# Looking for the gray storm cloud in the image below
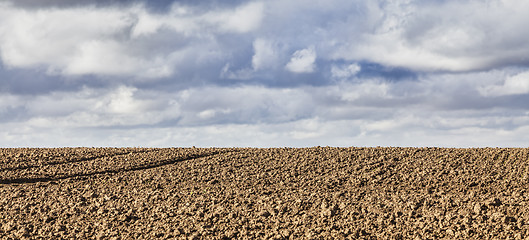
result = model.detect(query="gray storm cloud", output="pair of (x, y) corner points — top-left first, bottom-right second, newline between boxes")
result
(0, 0), (529, 147)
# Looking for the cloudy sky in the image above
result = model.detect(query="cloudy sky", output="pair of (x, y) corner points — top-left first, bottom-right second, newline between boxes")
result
(1, 0), (529, 147)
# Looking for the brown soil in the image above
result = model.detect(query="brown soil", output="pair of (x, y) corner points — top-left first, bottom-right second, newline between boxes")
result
(1, 147), (529, 239)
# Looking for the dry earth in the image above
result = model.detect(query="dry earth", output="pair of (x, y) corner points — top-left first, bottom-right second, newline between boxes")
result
(1, 147), (529, 239)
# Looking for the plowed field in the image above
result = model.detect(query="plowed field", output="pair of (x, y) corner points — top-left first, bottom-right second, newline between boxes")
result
(1, 147), (529, 239)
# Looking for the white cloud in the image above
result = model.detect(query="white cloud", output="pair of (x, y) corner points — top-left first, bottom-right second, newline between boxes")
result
(3, 109), (529, 148)
(129, 6), (164, 38)
(219, 63), (254, 80)
(329, 0), (529, 72)
(198, 109), (217, 119)
(106, 86), (148, 114)
(221, 37), (282, 80)
(252, 38), (279, 71)
(0, 2), (264, 78)
(4, 86), (179, 128)
(2, 70), (529, 147)
(2, 0), (529, 79)
(0, 5), (134, 68)
(131, 1), (264, 36)
(285, 46), (316, 73)
(339, 80), (390, 102)
(331, 63), (361, 79)
(205, 2), (264, 33)
(61, 40), (170, 78)
(479, 71), (529, 97)
(3, 0), (529, 79)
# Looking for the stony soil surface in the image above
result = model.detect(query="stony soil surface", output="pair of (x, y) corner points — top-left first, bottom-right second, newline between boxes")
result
(1, 147), (529, 239)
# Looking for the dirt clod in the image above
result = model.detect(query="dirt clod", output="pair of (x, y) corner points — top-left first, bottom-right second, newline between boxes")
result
(474, 203), (483, 215)
(259, 210), (271, 218)
(487, 197), (502, 207)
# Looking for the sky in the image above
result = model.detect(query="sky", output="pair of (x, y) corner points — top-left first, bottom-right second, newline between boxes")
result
(1, 0), (529, 147)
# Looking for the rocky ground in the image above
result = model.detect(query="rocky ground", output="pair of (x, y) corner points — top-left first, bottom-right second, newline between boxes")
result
(1, 147), (529, 239)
